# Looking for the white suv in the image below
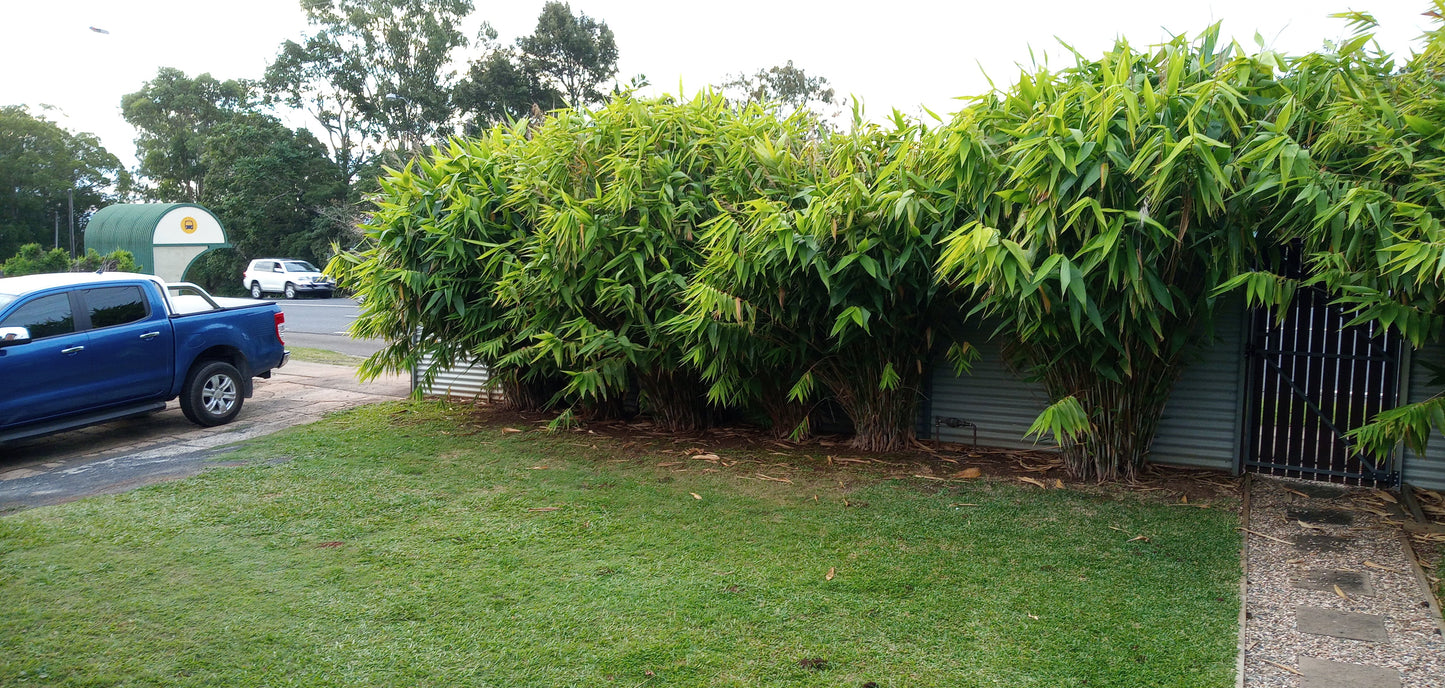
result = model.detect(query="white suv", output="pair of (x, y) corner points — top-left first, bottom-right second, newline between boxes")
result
(243, 259), (335, 299)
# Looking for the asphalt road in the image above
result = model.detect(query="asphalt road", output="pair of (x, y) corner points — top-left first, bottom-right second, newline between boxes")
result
(274, 296), (386, 358)
(0, 296), (408, 512)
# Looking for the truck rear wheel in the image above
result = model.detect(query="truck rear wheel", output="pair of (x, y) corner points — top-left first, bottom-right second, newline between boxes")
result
(181, 360), (244, 427)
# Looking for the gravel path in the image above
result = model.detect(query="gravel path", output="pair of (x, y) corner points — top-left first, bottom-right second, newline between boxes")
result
(1242, 477), (1444, 687)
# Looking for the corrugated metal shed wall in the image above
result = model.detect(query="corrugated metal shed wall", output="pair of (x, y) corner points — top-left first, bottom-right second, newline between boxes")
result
(928, 335), (1054, 452)
(1403, 343), (1445, 490)
(1148, 306), (1248, 471)
(928, 304), (1247, 472)
(413, 352), (495, 401)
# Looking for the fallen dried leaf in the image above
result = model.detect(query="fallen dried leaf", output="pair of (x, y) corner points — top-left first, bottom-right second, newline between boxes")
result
(825, 567), (836, 581)
(693, 453), (721, 461)
(1363, 561), (1401, 573)
(1334, 584), (1350, 601)
(527, 466), (549, 470)
(1052, 479), (1065, 489)
(913, 474), (946, 481)
(1018, 477), (1048, 489)
(1374, 490), (1398, 504)
(501, 427), (522, 434)
(1127, 535), (1150, 543)
(1027, 613), (1040, 620)
(690, 493), (702, 500)
(1282, 487), (1310, 499)
(1238, 527), (1292, 545)
(756, 473), (793, 484)
(953, 467), (983, 479)
(1298, 520), (1328, 532)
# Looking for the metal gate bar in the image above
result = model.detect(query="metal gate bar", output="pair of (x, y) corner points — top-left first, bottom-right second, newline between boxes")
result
(1242, 283), (1401, 487)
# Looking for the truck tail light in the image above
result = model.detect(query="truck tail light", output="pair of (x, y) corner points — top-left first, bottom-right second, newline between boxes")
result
(274, 311), (286, 345)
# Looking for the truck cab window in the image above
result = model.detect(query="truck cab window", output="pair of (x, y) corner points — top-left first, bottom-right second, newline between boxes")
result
(83, 286), (148, 328)
(1, 293), (75, 339)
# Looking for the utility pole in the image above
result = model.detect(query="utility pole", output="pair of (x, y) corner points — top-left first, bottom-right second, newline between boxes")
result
(68, 188), (75, 258)
(54, 208), (59, 249)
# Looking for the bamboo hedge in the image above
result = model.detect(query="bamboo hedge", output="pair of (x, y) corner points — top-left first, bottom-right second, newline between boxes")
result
(333, 8), (1445, 479)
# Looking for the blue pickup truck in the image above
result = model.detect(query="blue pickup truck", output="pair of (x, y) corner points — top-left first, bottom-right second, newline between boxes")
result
(0, 272), (289, 443)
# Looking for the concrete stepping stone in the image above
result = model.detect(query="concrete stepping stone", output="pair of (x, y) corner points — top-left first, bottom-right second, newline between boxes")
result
(1295, 605), (1388, 642)
(1299, 656), (1401, 688)
(1292, 534), (1350, 553)
(1287, 507), (1355, 525)
(1293, 569), (1375, 596)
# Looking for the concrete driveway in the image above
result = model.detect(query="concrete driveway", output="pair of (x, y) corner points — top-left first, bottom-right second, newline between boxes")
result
(0, 361), (410, 511)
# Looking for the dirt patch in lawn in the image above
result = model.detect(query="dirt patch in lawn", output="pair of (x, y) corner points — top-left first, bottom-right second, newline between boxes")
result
(434, 401), (1242, 506)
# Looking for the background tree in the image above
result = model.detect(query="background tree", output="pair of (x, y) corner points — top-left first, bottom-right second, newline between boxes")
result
(121, 68), (251, 201)
(188, 113), (347, 292)
(264, 0), (473, 176)
(515, 1), (618, 110)
(722, 60), (837, 119)
(455, 28), (563, 132)
(0, 106), (128, 258)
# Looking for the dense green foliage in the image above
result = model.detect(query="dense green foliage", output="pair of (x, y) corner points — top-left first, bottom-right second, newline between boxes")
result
(190, 113), (349, 292)
(680, 111), (953, 449)
(330, 8), (1445, 475)
(0, 106), (128, 259)
(329, 123), (539, 404)
(1, 243), (136, 277)
(931, 30), (1302, 480)
(0, 401), (1244, 686)
(121, 68), (251, 202)
(1271, 9), (1445, 459)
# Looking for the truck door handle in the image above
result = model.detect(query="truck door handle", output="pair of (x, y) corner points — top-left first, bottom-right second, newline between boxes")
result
(139, 331), (160, 340)
(61, 345), (85, 355)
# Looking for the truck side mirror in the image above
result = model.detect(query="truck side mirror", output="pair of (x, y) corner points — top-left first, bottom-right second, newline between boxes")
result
(0, 326), (32, 347)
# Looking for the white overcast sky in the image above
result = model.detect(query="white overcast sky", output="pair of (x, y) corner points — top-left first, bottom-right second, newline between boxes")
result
(0, 1), (1434, 171)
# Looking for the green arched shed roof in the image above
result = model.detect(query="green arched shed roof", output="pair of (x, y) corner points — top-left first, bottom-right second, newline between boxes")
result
(86, 203), (228, 274)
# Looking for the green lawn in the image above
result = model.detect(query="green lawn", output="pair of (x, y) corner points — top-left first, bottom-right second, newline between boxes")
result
(285, 345), (367, 367)
(0, 402), (1241, 687)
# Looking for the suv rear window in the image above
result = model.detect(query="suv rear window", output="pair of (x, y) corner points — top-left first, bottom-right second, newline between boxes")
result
(83, 286), (149, 328)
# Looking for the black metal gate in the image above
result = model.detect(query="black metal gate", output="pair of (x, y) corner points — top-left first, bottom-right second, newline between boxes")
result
(1242, 287), (1401, 487)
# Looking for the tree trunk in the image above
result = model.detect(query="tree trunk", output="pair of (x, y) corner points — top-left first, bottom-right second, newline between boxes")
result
(637, 368), (711, 433)
(758, 376), (811, 440)
(498, 370), (562, 413)
(1033, 346), (1183, 482)
(818, 358), (922, 453)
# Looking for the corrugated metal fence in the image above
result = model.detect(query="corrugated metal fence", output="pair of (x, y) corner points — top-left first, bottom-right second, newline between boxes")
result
(413, 353), (497, 402)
